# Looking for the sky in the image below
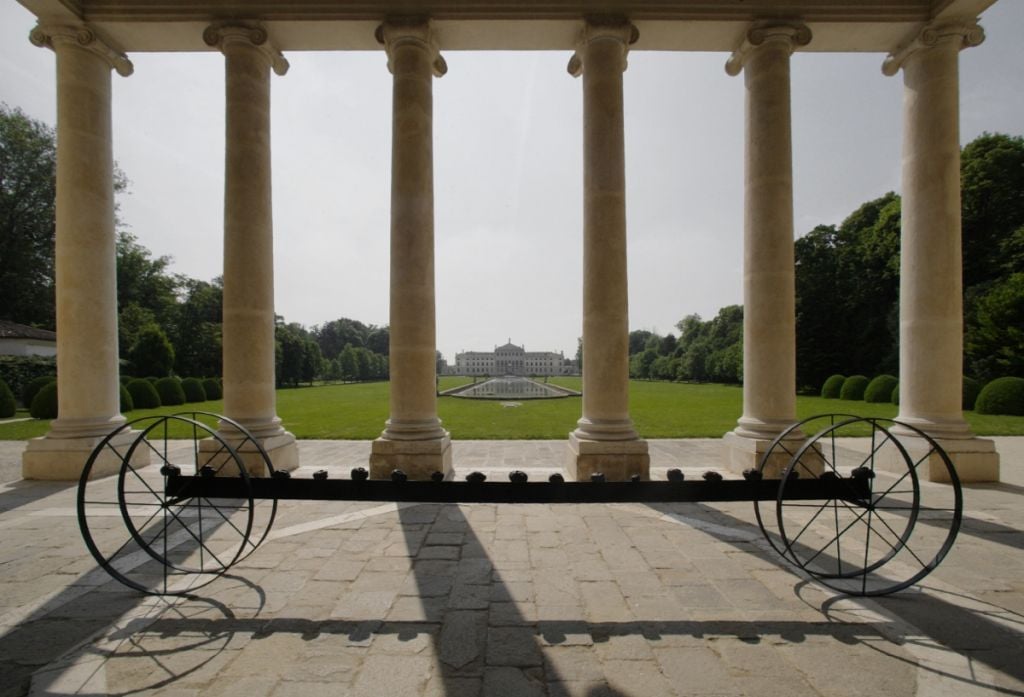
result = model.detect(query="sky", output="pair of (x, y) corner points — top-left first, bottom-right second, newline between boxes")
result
(2, 3), (1023, 364)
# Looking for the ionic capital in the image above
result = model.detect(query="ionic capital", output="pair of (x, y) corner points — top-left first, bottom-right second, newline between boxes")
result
(882, 20), (985, 76)
(29, 22), (133, 77)
(203, 24), (289, 76)
(376, 20), (447, 77)
(725, 22), (811, 77)
(567, 19), (638, 77)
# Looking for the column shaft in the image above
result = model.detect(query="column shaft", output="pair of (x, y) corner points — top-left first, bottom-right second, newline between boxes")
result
(897, 38), (970, 437)
(577, 31), (634, 436)
(735, 36), (798, 440)
(370, 23), (451, 479)
(206, 25), (297, 472)
(221, 36), (279, 436)
(384, 31), (444, 439)
(23, 25), (134, 480)
(567, 22), (648, 481)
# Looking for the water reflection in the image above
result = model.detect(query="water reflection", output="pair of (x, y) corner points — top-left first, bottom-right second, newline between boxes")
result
(450, 376), (579, 400)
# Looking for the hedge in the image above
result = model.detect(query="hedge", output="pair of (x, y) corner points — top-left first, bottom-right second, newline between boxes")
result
(963, 377), (982, 411)
(155, 377), (186, 406)
(181, 377), (207, 403)
(821, 374), (846, 399)
(30, 382), (58, 419)
(21, 375), (56, 410)
(864, 375), (898, 403)
(839, 375), (870, 401)
(120, 384), (134, 413)
(0, 355), (57, 406)
(126, 379), (161, 409)
(975, 377), (1024, 416)
(201, 378), (222, 400)
(0, 379), (16, 418)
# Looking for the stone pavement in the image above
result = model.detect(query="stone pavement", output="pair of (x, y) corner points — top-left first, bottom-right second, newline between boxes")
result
(0, 438), (1022, 696)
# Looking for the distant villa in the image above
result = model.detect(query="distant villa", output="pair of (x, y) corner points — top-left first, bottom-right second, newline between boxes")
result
(453, 340), (576, 377)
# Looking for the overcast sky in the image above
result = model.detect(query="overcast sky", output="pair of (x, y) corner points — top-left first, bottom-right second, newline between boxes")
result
(2, 3), (1023, 363)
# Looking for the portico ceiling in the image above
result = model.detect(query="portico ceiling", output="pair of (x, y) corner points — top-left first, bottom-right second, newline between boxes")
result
(17, 0), (998, 52)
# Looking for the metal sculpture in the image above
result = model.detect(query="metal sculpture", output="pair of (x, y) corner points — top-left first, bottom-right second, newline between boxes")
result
(77, 412), (961, 597)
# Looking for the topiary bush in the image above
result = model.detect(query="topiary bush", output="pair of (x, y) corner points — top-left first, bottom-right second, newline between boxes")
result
(821, 374), (846, 399)
(963, 377), (982, 411)
(30, 382), (58, 419)
(120, 384), (134, 413)
(864, 374), (899, 403)
(0, 379), (16, 418)
(155, 377), (186, 406)
(891, 385), (900, 405)
(201, 378), (222, 400)
(22, 375), (56, 410)
(181, 377), (206, 403)
(975, 377), (1024, 416)
(839, 375), (870, 401)
(126, 378), (161, 409)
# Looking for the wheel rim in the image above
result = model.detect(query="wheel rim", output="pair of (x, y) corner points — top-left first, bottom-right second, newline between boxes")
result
(78, 414), (255, 595)
(772, 417), (961, 596)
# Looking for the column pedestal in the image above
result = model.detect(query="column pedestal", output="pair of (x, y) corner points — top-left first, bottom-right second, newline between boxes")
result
(370, 435), (453, 480)
(567, 433), (649, 481)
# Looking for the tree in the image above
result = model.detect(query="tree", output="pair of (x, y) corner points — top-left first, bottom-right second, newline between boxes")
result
(966, 272), (1024, 381)
(961, 133), (1024, 289)
(116, 230), (178, 320)
(131, 324), (174, 377)
(0, 105), (57, 328)
(171, 278), (222, 378)
(628, 330), (653, 355)
(338, 344), (358, 381)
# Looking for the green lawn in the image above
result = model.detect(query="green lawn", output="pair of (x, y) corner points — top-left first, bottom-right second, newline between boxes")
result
(1, 379), (1022, 440)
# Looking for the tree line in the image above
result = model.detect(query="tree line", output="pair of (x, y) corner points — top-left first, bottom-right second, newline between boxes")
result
(1, 104), (388, 388)
(628, 132), (1024, 390)
(3, 103), (1021, 392)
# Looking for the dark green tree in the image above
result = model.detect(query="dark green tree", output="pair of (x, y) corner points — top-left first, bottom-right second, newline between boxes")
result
(0, 105), (57, 328)
(131, 324), (175, 377)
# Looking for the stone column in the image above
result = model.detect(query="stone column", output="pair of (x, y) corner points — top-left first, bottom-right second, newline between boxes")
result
(566, 20), (649, 482)
(22, 24), (138, 480)
(369, 21), (452, 480)
(722, 23), (811, 475)
(882, 21), (999, 482)
(203, 24), (298, 474)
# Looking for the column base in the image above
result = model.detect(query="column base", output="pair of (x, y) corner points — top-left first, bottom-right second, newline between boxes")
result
(200, 431), (299, 477)
(22, 429), (148, 481)
(370, 434), (453, 480)
(566, 433), (649, 482)
(722, 430), (822, 478)
(879, 434), (1000, 483)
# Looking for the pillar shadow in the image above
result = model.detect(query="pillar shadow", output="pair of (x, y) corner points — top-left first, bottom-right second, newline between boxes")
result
(644, 500), (1024, 691)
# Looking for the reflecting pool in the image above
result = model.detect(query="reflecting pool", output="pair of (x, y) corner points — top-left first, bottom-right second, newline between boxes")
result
(448, 376), (580, 400)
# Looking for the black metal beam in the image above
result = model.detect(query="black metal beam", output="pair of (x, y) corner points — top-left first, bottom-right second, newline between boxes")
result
(165, 475), (871, 505)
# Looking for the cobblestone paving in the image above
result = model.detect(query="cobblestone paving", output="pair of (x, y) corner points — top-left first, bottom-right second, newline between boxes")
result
(0, 439), (1022, 696)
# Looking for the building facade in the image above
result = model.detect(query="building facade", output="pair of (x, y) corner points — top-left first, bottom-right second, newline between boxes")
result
(455, 341), (570, 376)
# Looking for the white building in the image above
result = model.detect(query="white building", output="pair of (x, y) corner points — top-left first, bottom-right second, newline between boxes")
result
(455, 341), (570, 376)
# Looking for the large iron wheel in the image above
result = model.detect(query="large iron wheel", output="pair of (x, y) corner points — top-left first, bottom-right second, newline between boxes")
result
(755, 415), (963, 596)
(78, 414), (256, 595)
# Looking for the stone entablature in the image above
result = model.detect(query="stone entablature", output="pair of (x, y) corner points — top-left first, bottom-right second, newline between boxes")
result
(455, 341), (569, 376)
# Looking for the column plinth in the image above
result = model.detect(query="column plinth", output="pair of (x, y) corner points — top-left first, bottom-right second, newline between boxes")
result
(370, 21), (451, 480)
(722, 23), (809, 474)
(205, 24), (296, 475)
(22, 23), (142, 480)
(566, 20), (648, 481)
(883, 21), (998, 482)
